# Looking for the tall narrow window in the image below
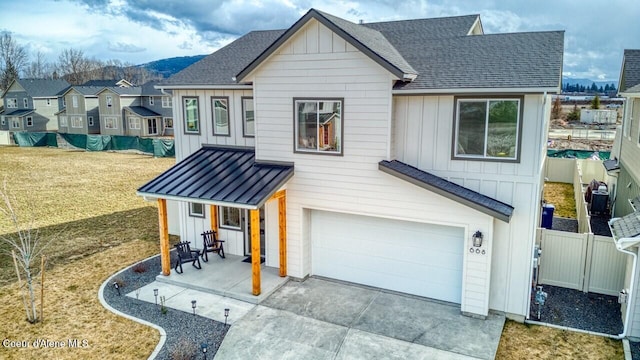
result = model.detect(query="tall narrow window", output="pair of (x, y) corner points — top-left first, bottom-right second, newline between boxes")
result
(183, 97), (199, 134)
(23, 98), (28, 108)
(88, 116), (94, 126)
(148, 96), (154, 106)
(211, 97), (229, 136)
(454, 97), (521, 161)
(106, 95), (113, 108)
(72, 95), (78, 108)
(294, 99), (343, 154)
(242, 97), (255, 137)
(26, 116), (33, 127)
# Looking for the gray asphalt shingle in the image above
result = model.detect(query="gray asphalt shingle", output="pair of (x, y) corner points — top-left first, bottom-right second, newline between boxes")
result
(620, 50), (640, 92)
(125, 106), (161, 117)
(14, 78), (70, 97)
(379, 160), (513, 222)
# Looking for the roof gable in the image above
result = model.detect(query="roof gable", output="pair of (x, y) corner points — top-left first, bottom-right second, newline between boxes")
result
(620, 50), (640, 93)
(236, 8), (417, 82)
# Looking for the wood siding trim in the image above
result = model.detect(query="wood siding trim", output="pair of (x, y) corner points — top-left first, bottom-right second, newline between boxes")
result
(251, 209), (261, 295)
(158, 199), (171, 276)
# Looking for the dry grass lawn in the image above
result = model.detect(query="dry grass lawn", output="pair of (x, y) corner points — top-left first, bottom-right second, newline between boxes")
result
(496, 320), (623, 359)
(543, 182), (577, 218)
(0, 147), (174, 359)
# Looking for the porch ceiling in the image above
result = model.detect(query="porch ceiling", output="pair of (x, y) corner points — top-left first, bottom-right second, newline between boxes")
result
(137, 146), (294, 209)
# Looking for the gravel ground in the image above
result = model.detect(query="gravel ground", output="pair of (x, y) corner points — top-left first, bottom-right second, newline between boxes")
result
(551, 216), (578, 233)
(102, 253), (229, 359)
(631, 341), (640, 359)
(530, 284), (623, 335)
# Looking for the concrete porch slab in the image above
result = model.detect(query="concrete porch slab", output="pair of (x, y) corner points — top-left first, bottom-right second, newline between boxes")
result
(154, 253), (289, 304)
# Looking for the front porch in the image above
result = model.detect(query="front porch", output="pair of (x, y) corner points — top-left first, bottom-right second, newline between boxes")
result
(155, 252), (289, 304)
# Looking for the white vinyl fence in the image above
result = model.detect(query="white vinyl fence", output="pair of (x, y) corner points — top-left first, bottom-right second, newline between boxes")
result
(538, 228), (626, 296)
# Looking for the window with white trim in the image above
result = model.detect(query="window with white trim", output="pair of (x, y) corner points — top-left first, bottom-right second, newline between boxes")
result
(211, 97), (229, 136)
(162, 96), (172, 108)
(10, 118), (20, 128)
(46, 98), (51, 106)
(105, 117), (118, 129)
(219, 206), (241, 229)
(71, 116), (83, 128)
(183, 97), (199, 134)
(62, 98), (66, 107)
(294, 99), (343, 154)
(148, 96), (154, 106)
(72, 95), (78, 108)
(1, 118), (5, 125)
(453, 97), (521, 161)
(128, 116), (141, 130)
(26, 116), (33, 127)
(242, 97), (254, 137)
(23, 98), (28, 108)
(88, 116), (94, 126)
(163, 117), (173, 129)
(147, 118), (158, 135)
(106, 95), (112, 108)
(7, 98), (17, 108)
(60, 116), (67, 127)
(623, 100), (633, 139)
(189, 203), (204, 217)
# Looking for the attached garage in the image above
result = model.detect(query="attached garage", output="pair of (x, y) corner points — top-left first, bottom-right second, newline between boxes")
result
(311, 210), (465, 303)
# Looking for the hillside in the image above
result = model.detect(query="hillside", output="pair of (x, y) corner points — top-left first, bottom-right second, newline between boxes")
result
(138, 55), (207, 78)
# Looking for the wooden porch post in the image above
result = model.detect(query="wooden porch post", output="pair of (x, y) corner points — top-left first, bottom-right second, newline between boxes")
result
(250, 208), (261, 295)
(278, 191), (287, 277)
(210, 205), (218, 233)
(157, 198), (171, 276)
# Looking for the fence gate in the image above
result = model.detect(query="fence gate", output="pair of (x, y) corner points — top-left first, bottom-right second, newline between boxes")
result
(538, 229), (626, 296)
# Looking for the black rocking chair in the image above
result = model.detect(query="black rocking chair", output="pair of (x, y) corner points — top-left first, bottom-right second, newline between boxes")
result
(174, 241), (202, 274)
(201, 230), (225, 261)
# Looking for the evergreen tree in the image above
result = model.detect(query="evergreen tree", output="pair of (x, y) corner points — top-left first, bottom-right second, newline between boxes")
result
(552, 96), (562, 119)
(591, 94), (600, 109)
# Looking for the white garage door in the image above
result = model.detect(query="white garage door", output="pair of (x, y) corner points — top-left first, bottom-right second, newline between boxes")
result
(311, 210), (464, 303)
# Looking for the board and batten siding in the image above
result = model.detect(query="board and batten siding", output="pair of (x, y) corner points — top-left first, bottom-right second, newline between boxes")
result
(243, 18), (495, 316)
(392, 94), (549, 318)
(620, 98), (640, 190)
(169, 88), (255, 255)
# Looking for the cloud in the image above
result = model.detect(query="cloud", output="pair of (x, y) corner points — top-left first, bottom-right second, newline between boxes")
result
(107, 42), (146, 53)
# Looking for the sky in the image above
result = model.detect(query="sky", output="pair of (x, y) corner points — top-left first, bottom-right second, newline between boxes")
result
(1, 0), (639, 82)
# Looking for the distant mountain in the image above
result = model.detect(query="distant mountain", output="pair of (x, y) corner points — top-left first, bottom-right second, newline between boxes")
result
(562, 76), (618, 89)
(138, 55), (207, 78)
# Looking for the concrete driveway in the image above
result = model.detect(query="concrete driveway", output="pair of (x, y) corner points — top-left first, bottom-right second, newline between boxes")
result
(214, 278), (505, 359)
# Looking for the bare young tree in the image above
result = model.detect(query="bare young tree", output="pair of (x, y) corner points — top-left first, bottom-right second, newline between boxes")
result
(0, 180), (53, 323)
(24, 51), (52, 79)
(0, 32), (28, 91)
(55, 48), (104, 85)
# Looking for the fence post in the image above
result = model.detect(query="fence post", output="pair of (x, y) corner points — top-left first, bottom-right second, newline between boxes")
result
(582, 233), (595, 293)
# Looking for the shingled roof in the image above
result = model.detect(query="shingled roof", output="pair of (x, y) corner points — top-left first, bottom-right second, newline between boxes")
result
(620, 50), (640, 93)
(4, 78), (70, 98)
(160, 9), (563, 91)
(379, 160), (514, 222)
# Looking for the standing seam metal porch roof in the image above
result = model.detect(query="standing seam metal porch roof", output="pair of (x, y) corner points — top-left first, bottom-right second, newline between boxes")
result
(137, 146), (294, 209)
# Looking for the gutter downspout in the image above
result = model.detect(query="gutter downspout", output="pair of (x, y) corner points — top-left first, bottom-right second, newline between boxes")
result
(609, 217), (640, 340)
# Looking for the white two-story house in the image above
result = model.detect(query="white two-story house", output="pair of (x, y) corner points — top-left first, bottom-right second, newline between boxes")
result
(138, 9), (564, 320)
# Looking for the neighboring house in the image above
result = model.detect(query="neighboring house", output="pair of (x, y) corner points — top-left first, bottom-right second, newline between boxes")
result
(57, 86), (102, 134)
(82, 79), (134, 88)
(138, 80), (174, 136)
(608, 49), (640, 340)
(615, 49), (640, 217)
(138, 9), (564, 320)
(0, 78), (70, 132)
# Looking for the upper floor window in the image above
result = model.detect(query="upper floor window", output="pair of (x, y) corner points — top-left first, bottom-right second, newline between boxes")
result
(294, 99), (343, 154)
(211, 98), (229, 136)
(26, 116), (33, 127)
(162, 96), (172, 108)
(453, 97), (522, 162)
(88, 116), (94, 126)
(71, 116), (83, 128)
(23, 98), (28, 108)
(148, 96), (154, 106)
(106, 95), (113, 108)
(62, 98), (66, 107)
(105, 117), (118, 129)
(242, 97), (255, 137)
(624, 100), (634, 140)
(7, 98), (17, 108)
(72, 95), (78, 108)
(183, 97), (200, 134)
(46, 98), (51, 106)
